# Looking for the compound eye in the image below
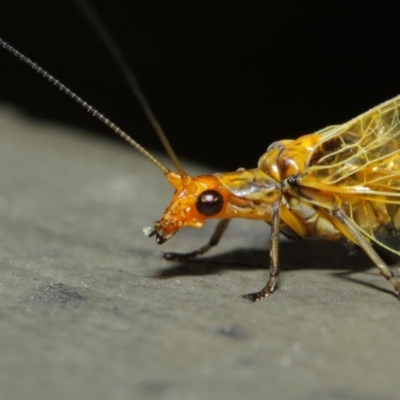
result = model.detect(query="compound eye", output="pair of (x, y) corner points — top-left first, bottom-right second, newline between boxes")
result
(196, 190), (224, 216)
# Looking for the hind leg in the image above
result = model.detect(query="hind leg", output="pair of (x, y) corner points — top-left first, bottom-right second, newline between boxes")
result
(333, 208), (400, 297)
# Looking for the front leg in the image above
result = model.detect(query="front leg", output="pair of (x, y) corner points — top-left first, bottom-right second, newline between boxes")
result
(163, 219), (231, 261)
(244, 201), (281, 302)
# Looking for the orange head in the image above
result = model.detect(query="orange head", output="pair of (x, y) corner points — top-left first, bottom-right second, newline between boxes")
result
(149, 172), (229, 244)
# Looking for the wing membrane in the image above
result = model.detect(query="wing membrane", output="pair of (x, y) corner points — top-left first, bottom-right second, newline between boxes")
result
(302, 96), (400, 254)
(306, 96), (400, 200)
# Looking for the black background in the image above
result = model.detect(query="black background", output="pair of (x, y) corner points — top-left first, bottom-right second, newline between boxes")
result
(1, 1), (398, 171)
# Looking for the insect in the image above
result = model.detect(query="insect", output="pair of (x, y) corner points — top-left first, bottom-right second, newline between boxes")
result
(2, 9), (400, 302)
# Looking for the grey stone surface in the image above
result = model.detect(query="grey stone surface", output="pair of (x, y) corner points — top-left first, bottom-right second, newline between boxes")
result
(1, 105), (399, 400)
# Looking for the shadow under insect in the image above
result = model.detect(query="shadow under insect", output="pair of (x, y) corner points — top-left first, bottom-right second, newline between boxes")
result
(150, 240), (353, 273)
(154, 238), (400, 297)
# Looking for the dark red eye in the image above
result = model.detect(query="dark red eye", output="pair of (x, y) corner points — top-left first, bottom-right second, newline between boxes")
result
(196, 190), (224, 216)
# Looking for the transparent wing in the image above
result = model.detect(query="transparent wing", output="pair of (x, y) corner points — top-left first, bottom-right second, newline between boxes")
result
(306, 95), (400, 200)
(301, 96), (400, 254)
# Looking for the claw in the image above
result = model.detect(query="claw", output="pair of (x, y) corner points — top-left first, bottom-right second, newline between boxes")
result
(243, 281), (276, 302)
(243, 290), (271, 302)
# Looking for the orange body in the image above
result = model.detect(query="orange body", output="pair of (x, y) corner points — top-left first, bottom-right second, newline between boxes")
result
(155, 96), (400, 255)
(151, 96), (400, 300)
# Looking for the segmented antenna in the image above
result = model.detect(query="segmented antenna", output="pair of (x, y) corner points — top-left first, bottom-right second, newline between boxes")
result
(74, 0), (187, 177)
(0, 38), (170, 175)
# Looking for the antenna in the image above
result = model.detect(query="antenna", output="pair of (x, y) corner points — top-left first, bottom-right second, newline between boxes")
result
(0, 38), (171, 176)
(74, 0), (187, 177)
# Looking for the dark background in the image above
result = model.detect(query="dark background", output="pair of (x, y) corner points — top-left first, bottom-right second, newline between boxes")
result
(1, 1), (398, 171)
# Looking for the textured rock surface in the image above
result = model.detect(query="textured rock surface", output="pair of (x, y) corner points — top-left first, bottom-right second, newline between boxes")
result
(1, 105), (399, 400)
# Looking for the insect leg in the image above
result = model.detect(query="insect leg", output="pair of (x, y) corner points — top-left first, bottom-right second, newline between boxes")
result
(333, 208), (400, 298)
(244, 201), (281, 302)
(163, 219), (231, 261)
